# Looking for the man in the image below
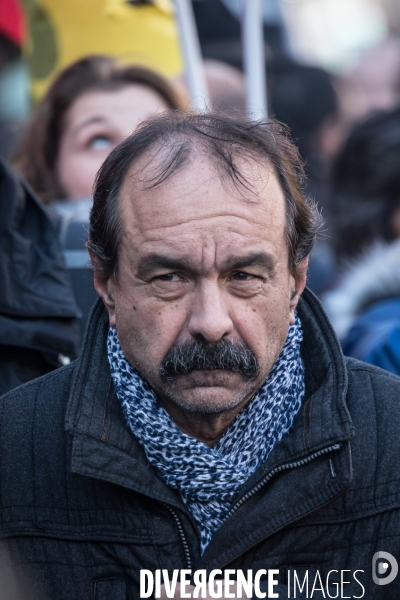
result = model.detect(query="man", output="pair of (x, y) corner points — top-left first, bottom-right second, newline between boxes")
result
(0, 113), (400, 599)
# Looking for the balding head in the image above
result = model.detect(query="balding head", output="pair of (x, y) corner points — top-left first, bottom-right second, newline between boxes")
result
(88, 111), (321, 281)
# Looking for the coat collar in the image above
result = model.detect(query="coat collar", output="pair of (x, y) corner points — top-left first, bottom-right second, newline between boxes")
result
(65, 297), (186, 511)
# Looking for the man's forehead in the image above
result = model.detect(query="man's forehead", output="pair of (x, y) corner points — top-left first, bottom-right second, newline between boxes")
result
(119, 146), (285, 225)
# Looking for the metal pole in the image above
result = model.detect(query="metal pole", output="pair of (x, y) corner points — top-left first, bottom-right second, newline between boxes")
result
(173, 0), (210, 112)
(242, 0), (267, 119)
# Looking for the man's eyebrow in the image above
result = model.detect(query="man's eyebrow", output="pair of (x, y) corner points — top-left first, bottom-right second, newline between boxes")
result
(222, 252), (276, 274)
(136, 253), (194, 277)
(135, 252), (276, 278)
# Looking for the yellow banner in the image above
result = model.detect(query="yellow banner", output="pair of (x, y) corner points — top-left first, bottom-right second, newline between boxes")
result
(23, 0), (183, 100)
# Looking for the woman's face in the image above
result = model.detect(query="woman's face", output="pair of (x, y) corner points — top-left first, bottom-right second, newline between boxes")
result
(57, 85), (169, 200)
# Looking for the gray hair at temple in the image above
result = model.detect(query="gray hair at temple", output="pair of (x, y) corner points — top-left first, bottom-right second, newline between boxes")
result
(87, 111), (322, 281)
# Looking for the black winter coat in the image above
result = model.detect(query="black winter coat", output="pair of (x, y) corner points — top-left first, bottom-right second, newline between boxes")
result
(0, 160), (81, 394)
(1, 290), (400, 599)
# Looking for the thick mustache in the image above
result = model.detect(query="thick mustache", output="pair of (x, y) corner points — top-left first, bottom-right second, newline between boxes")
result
(159, 338), (259, 382)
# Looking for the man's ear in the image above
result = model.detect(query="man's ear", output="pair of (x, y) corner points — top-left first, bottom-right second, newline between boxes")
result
(289, 256), (309, 324)
(87, 248), (116, 327)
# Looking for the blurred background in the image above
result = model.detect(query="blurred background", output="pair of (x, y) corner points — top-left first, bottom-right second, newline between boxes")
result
(2, 0), (399, 155)
(1, 0), (400, 393)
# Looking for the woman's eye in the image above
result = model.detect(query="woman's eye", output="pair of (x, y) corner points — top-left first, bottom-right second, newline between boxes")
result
(88, 136), (113, 150)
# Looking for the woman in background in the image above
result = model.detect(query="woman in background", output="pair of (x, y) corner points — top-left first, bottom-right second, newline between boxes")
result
(12, 55), (186, 331)
(13, 55), (185, 203)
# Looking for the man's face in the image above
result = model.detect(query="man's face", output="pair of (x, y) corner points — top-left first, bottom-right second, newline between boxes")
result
(95, 151), (307, 420)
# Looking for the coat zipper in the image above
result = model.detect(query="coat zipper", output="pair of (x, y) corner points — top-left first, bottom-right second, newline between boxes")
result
(164, 504), (192, 570)
(163, 443), (342, 573)
(221, 442), (342, 525)
(219, 443), (344, 569)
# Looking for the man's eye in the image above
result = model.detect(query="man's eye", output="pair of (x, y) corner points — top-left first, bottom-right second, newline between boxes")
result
(88, 135), (113, 150)
(231, 271), (255, 281)
(156, 273), (182, 282)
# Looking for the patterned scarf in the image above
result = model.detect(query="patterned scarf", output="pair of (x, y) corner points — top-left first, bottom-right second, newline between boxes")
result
(107, 317), (304, 553)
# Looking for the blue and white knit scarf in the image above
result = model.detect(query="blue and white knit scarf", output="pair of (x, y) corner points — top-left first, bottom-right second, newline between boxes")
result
(107, 317), (305, 553)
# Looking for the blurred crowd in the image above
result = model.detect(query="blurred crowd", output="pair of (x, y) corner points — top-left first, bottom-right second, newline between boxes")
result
(1, 0), (400, 396)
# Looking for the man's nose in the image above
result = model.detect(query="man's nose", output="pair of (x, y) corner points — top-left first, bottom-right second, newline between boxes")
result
(187, 281), (234, 342)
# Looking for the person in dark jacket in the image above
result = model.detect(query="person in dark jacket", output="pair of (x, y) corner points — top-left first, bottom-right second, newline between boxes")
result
(323, 108), (400, 375)
(1, 113), (400, 599)
(325, 239), (400, 375)
(0, 159), (81, 394)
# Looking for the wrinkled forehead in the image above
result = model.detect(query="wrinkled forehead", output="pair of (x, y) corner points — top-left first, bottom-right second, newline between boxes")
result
(117, 141), (287, 244)
(119, 138), (280, 209)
